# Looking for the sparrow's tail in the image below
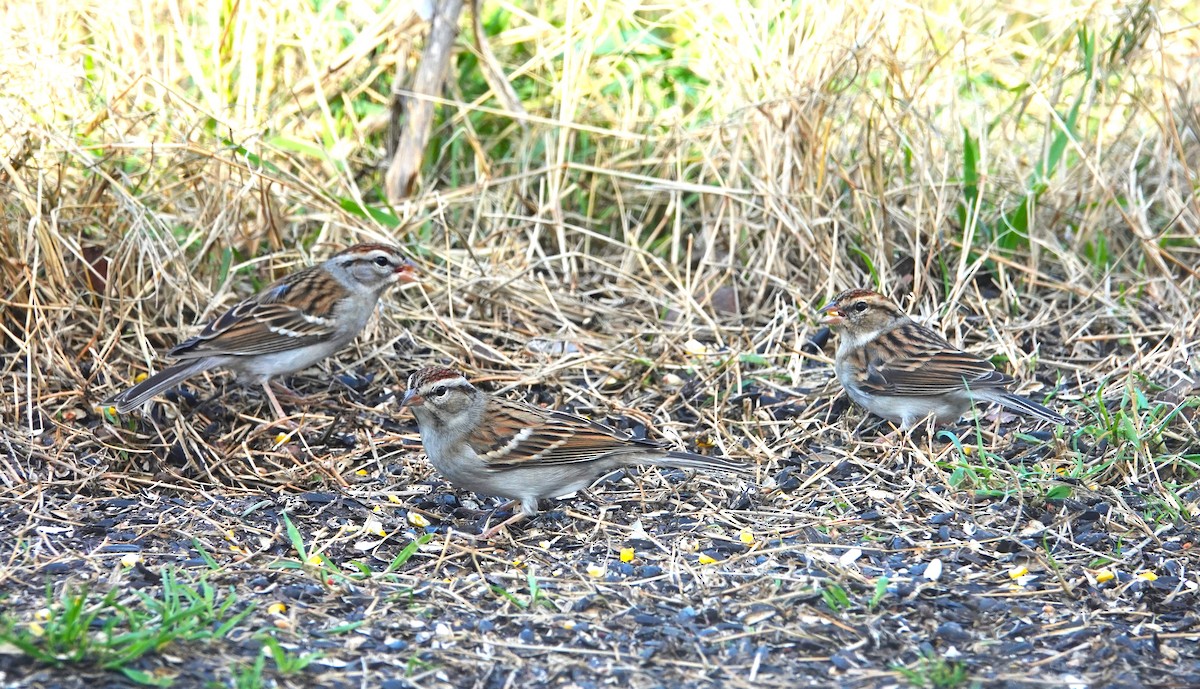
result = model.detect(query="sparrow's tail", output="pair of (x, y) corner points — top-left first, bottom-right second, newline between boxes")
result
(104, 359), (215, 413)
(651, 450), (755, 476)
(990, 391), (1073, 426)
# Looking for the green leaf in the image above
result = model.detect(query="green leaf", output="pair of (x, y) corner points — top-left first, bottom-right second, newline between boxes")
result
(385, 533), (432, 574)
(282, 513), (306, 561)
(961, 127), (979, 208)
(869, 576), (889, 610)
(1045, 485), (1073, 500)
(847, 245), (878, 288)
(738, 353), (770, 366)
(190, 538), (220, 571)
(120, 668), (173, 687)
(322, 620), (367, 635)
(267, 135), (327, 160)
(337, 198), (402, 228)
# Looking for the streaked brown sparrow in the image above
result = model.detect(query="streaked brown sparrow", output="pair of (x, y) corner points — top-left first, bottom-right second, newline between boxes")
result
(402, 365), (750, 535)
(106, 243), (416, 419)
(820, 288), (1072, 429)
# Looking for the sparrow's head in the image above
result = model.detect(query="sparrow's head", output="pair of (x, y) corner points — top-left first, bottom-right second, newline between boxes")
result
(819, 289), (907, 334)
(402, 366), (479, 428)
(329, 243), (417, 293)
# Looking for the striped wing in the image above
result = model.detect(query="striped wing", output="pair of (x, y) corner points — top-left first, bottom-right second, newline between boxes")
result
(470, 399), (661, 469)
(169, 267), (340, 358)
(857, 322), (1014, 396)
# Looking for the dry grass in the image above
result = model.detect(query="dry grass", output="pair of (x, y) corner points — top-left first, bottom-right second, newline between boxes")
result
(2, 0), (1199, 687)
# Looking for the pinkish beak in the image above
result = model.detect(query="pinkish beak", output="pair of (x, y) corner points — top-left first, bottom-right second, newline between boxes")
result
(394, 261), (418, 283)
(400, 388), (424, 408)
(819, 302), (845, 326)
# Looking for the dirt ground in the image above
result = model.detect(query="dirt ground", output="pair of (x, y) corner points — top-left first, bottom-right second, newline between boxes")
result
(2, 325), (1198, 688)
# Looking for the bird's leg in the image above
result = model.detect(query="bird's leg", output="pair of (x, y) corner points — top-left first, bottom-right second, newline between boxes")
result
(868, 422), (907, 446)
(269, 379), (321, 405)
(474, 511), (528, 540)
(260, 381), (301, 430)
(260, 382), (351, 487)
(468, 499), (534, 540)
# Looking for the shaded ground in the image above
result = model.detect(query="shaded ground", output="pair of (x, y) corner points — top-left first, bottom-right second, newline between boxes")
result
(2, 356), (1197, 689)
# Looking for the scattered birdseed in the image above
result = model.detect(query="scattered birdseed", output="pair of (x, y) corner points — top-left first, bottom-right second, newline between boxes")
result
(924, 558), (943, 581)
(620, 548), (635, 563)
(407, 511), (430, 527)
(364, 518), (386, 536)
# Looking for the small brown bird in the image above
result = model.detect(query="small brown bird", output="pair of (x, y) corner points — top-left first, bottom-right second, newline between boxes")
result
(106, 243), (416, 419)
(402, 365), (751, 535)
(820, 288), (1072, 429)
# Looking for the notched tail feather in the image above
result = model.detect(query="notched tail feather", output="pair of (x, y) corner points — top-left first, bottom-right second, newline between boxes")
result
(105, 359), (215, 413)
(997, 392), (1073, 426)
(655, 450), (754, 475)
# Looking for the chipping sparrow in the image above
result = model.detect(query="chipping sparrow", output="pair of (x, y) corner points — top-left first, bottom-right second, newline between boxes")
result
(402, 365), (750, 534)
(820, 288), (1072, 429)
(106, 243), (416, 419)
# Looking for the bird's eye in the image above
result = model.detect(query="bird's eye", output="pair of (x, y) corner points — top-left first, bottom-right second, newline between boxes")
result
(853, 302), (868, 313)
(374, 256), (391, 267)
(433, 385), (448, 397)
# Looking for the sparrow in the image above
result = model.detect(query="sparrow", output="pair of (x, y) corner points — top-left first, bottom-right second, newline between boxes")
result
(401, 365), (750, 535)
(820, 288), (1072, 429)
(106, 243), (416, 419)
